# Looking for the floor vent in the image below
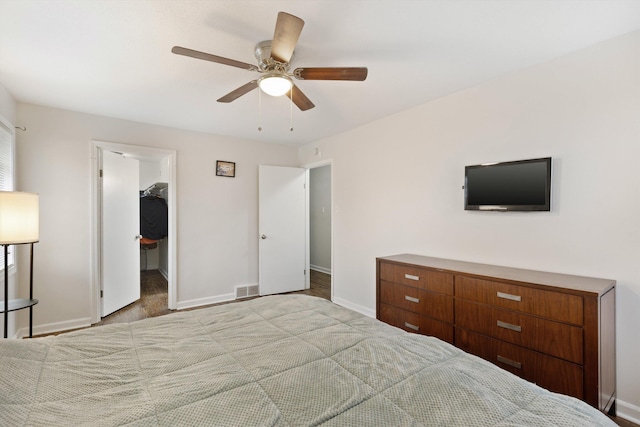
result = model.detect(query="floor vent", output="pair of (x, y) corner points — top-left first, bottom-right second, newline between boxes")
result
(235, 285), (259, 299)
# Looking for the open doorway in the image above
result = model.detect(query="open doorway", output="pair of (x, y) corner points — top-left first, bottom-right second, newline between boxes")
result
(90, 141), (177, 325)
(308, 163), (332, 300)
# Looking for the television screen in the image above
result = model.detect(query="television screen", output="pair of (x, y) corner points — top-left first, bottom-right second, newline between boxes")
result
(464, 157), (551, 211)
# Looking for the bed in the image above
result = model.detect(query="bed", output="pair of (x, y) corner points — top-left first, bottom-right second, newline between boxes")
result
(0, 295), (615, 426)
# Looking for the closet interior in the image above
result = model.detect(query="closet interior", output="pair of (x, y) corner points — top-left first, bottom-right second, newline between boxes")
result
(139, 160), (169, 278)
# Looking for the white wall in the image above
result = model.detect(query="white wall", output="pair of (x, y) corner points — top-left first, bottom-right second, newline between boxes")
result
(15, 104), (299, 332)
(0, 83), (16, 125)
(309, 165), (331, 273)
(139, 159), (165, 192)
(299, 31), (640, 420)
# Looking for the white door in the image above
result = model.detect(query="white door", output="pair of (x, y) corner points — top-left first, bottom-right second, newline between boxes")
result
(259, 165), (306, 295)
(101, 150), (140, 316)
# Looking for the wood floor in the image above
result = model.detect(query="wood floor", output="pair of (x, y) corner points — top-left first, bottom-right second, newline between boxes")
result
(616, 417), (639, 427)
(95, 270), (171, 326)
(95, 269), (331, 327)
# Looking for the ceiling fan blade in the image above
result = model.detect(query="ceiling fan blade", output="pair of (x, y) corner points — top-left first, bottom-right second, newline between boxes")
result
(270, 12), (304, 63)
(172, 46), (258, 71)
(293, 67), (368, 81)
(286, 84), (315, 111)
(217, 80), (259, 103)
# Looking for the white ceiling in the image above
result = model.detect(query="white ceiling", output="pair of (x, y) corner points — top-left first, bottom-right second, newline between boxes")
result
(1, 1), (639, 146)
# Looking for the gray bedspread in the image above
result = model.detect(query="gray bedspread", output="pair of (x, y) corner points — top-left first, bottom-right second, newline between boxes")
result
(0, 295), (615, 426)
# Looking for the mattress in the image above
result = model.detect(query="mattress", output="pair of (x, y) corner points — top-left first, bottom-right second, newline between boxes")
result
(0, 295), (615, 426)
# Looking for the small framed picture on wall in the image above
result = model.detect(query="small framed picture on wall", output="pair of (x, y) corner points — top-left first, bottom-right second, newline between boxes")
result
(216, 160), (236, 177)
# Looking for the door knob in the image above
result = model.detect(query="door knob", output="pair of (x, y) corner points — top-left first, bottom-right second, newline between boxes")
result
(135, 235), (143, 240)
(260, 234), (267, 239)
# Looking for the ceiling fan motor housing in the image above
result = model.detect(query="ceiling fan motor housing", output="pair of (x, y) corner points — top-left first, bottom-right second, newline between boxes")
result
(255, 40), (291, 73)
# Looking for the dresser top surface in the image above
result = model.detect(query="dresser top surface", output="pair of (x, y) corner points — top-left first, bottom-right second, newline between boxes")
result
(378, 254), (616, 295)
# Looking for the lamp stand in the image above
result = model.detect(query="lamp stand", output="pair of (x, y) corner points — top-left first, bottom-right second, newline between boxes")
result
(2, 242), (38, 339)
(29, 242), (34, 338)
(3, 244), (7, 339)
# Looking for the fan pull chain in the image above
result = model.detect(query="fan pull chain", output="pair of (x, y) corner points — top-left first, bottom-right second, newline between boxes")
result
(258, 87), (263, 132)
(289, 87), (294, 132)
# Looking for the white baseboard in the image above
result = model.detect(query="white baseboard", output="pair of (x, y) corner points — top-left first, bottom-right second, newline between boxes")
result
(618, 399), (640, 425)
(24, 289), (247, 335)
(176, 280), (268, 310)
(176, 293), (236, 310)
(19, 317), (92, 337)
(310, 264), (332, 275)
(332, 296), (375, 318)
(158, 266), (168, 280)
(17, 290), (238, 335)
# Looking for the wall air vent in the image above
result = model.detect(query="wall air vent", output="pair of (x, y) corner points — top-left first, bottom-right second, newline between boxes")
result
(235, 285), (259, 299)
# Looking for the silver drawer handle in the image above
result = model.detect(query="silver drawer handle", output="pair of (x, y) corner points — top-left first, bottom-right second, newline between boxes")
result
(497, 355), (522, 369)
(404, 322), (420, 331)
(497, 320), (522, 332)
(404, 274), (419, 281)
(497, 291), (521, 302)
(404, 295), (420, 304)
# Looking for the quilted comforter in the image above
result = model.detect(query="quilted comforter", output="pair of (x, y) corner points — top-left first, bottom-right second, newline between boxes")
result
(0, 295), (615, 426)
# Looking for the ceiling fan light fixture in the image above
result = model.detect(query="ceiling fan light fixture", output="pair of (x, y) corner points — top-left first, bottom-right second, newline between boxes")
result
(258, 74), (292, 97)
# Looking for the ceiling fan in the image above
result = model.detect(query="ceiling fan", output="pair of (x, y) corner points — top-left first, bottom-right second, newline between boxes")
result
(172, 11), (368, 111)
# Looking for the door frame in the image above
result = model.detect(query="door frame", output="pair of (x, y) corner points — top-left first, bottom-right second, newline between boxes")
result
(90, 140), (177, 323)
(302, 159), (333, 299)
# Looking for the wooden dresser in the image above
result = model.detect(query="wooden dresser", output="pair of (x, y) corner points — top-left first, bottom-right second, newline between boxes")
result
(376, 254), (616, 413)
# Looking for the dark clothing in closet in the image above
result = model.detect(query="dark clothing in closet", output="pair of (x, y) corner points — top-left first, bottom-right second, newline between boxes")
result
(140, 196), (168, 240)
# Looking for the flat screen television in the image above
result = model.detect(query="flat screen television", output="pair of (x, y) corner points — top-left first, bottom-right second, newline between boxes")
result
(464, 157), (551, 211)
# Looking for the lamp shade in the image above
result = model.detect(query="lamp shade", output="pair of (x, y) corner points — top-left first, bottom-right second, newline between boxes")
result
(0, 191), (39, 244)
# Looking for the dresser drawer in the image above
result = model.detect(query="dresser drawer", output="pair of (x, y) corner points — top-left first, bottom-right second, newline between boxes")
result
(380, 262), (453, 295)
(455, 300), (583, 363)
(455, 276), (583, 325)
(455, 327), (583, 399)
(379, 303), (453, 343)
(380, 281), (453, 322)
